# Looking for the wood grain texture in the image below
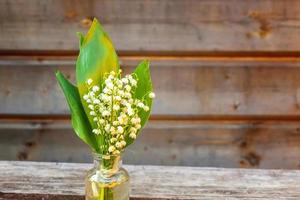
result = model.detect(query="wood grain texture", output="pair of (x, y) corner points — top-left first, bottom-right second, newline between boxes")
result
(1, 120), (300, 169)
(1, 0), (300, 172)
(1, 0), (300, 51)
(2, 57), (300, 117)
(1, 161), (300, 200)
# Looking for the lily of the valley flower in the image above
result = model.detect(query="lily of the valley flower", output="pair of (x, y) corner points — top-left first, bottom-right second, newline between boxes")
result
(83, 70), (154, 155)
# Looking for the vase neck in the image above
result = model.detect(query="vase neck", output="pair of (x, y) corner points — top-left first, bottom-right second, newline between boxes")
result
(93, 153), (122, 176)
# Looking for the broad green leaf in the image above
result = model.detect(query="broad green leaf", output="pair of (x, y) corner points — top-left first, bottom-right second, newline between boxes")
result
(56, 71), (100, 153)
(126, 60), (153, 146)
(76, 18), (119, 129)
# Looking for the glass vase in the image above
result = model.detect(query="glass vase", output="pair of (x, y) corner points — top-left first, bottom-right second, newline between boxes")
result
(85, 152), (130, 200)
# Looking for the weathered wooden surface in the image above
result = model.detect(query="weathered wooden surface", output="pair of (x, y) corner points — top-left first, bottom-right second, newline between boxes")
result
(1, 161), (300, 200)
(1, 0), (300, 169)
(1, 120), (300, 169)
(0, 161), (300, 200)
(1, 0), (300, 51)
(2, 57), (300, 117)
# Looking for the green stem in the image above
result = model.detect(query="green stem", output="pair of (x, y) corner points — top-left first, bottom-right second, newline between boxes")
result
(107, 187), (114, 199)
(101, 158), (114, 200)
(100, 187), (104, 200)
(99, 183), (114, 200)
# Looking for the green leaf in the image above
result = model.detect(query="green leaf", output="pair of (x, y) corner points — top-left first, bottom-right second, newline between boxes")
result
(126, 60), (153, 146)
(56, 71), (100, 153)
(76, 18), (120, 129)
(76, 32), (85, 48)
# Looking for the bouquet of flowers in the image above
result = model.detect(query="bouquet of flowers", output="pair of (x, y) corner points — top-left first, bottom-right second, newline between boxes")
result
(56, 18), (154, 200)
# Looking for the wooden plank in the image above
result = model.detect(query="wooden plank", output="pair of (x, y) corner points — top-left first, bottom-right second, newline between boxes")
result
(1, 120), (300, 169)
(1, 0), (300, 51)
(1, 161), (300, 200)
(2, 58), (300, 117)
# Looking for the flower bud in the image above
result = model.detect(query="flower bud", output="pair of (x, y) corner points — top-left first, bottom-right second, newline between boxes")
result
(87, 79), (93, 85)
(149, 92), (155, 98)
(108, 146), (115, 152)
(129, 133), (136, 139)
(92, 86), (100, 92)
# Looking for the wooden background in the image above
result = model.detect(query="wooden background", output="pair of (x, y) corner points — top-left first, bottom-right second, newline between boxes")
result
(1, 0), (300, 169)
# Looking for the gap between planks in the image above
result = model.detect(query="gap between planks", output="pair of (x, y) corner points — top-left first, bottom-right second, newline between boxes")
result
(2, 114), (300, 123)
(1, 50), (300, 62)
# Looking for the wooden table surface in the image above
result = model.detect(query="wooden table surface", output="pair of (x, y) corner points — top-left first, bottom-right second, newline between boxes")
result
(0, 161), (300, 200)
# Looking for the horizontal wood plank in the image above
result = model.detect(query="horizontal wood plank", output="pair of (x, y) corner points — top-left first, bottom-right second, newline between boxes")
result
(2, 57), (300, 117)
(1, 161), (300, 199)
(1, 0), (300, 51)
(1, 120), (300, 169)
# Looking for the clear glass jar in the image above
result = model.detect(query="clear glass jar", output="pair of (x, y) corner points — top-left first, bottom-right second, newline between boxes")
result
(85, 152), (130, 200)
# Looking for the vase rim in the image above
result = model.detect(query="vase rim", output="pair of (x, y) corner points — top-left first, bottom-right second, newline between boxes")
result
(92, 151), (122, 161)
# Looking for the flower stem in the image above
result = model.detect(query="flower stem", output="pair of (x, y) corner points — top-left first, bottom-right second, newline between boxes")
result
(100, 187), (104, 200)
